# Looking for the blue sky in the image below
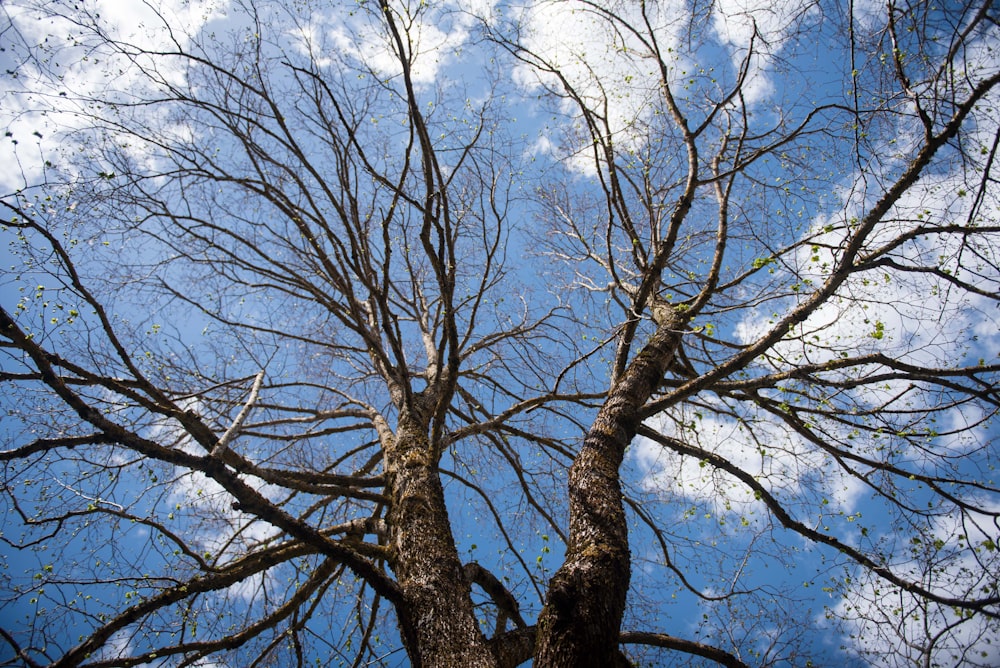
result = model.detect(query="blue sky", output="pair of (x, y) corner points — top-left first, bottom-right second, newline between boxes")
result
(2, 0), (999, 666)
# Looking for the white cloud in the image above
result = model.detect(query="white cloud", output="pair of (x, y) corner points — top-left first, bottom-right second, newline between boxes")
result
(710, 0), (817, 105)
(848, 0), (887, 32)
(191, 660), (230, 668)
(724, 24), (1000, 661)
(511, 0), (690, 172)
(509, 0), (818, 170)
(632, 400), (867, 520)
(735, 166), (1000, 388)
(223, 570), (270, 604)
(93, 0), (228, 45)
(2, 0), (501, 194)
(165, 467), (282, 602)
(305, 0), (490, 88)
(168, 468), (281, 546)
(827, 504), (1000, 666)
(1, 0), (228, 192)
(141, 400), (282, 601)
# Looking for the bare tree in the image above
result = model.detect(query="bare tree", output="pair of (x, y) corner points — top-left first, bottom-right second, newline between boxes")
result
(1, 1), (998, 667)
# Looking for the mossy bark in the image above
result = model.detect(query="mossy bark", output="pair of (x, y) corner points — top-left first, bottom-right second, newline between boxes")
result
(535, 311), (685, 667)
(384, 407), (497, 667)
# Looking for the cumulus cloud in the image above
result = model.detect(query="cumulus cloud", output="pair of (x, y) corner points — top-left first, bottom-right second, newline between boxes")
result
(141, 396), (283, 602)
(735, 165), (1000, 384)
(725, 29), (1000, 660)
(827, 503), (1000, 667)
(163, 464), (283, 603)
(509, 0), (818, 171)
(710, 0), (817, 104)
(1, 0), (228, 192)
(510, 0), (691, 171)
(286, 0), (495, 87)
(164, 432), (283, 578)
(632, 398), (867, 521)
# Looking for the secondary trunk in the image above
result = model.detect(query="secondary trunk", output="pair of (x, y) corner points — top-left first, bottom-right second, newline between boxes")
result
(535, 311), (685, 667)
(383, 407), (497, 667)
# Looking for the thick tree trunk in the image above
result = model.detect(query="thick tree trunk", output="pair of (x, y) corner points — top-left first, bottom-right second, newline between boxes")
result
(384, 408), (497, 667)
(535, 311), (685, 667)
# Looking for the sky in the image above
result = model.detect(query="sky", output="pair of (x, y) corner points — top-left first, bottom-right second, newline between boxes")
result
(1, 0), (999, 666)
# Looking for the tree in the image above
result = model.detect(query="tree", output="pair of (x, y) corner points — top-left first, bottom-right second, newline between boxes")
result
(1, 0), (998, 666)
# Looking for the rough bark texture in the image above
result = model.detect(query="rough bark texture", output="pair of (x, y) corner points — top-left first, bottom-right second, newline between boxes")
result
(535, 310), (685, 667)
(385, 407), (497, 667)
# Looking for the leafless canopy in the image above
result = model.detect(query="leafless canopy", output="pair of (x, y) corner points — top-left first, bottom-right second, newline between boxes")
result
(1, 1), (998, 666)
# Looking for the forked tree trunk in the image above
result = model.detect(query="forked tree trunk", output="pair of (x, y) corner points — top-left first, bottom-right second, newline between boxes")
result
(535, 311), (686, 667)
(384, 408), (498, 667)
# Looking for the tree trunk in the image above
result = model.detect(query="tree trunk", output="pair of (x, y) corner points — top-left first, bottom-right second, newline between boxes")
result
(535, 311), (685, 667)
(384, 408), (497, 667)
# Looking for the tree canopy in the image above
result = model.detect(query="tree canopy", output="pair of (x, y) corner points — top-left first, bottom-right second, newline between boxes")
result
(1, 0), (998, 666)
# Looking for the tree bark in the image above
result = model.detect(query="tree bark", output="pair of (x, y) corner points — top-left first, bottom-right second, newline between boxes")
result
(384, 407), (497, 667)
(535, 309), (686, 667)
